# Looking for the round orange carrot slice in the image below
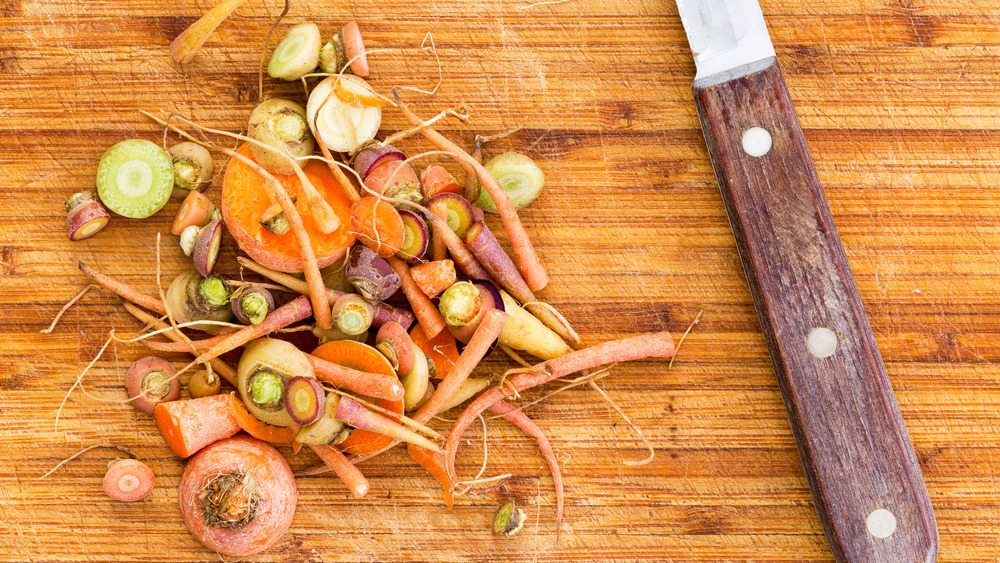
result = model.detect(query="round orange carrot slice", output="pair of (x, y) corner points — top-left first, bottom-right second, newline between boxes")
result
(311, 340), (403, 455)
(222, 143), (355, 273)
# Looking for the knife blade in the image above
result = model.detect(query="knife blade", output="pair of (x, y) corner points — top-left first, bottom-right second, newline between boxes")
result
(674, 0), (939, 561)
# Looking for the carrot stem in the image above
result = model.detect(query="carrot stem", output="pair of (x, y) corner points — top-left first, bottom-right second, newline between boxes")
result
(394, 93), (549, 291)
(78, 262), (166, 316)
(306, 353), (405, 401)
(309, 444), (369, 498)
(387, 256), (446, 338)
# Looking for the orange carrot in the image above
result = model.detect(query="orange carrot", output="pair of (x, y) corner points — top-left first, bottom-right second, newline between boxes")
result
(428, 200), (449, 261)
(444, 332), (675, 480)
(78, 262), (166, 316)
(171, 190), (214, 235)
(154, 394), (241, 458)
(123, 302), (238, 387)
(388, 256), (445, 338)
(342, 21), (369, 77)
(351, 197), (405, 258)
(169, 0), (249, 64)
(306, 352), (405, 401)
(420, 165), (463, 198)
(193, 295), (312, 365)
(409, 259), (456, 299)
(407, 443), (454, 508)
(228, 393), (297, 444)
(409, 323), (460, 381)
(142, 332), (228, 353)
(489, 400), (563, 540)
(395, 96), (549, 291)
(412, 309), (508, 425)
(222, 145), (336, 329)
(179, 435), (296, 557)
(309, 444), (369, 498)
(310, 340), (405, 456)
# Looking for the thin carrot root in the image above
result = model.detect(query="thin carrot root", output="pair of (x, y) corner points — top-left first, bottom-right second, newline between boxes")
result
(488, 400), (563, 542)
(307, 353), (405, 401)
(78, 262), (166, 315)
(394, 93), (549, 292)
(41, 284), (96, 334)
(309, 444), (369, 498)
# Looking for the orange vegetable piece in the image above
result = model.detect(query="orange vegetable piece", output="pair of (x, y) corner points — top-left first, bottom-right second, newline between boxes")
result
(350, 196), (405, 258)
(311, 340), (404, 455)
(419, 165), (462, 199)
(410, 323), (460, 381)
(222, 143), (355, 273)
(409, 259), (457, 299)
(154, 394), (241, 458)
(408, 443), (454, 508)
(228, 393), (298, 444)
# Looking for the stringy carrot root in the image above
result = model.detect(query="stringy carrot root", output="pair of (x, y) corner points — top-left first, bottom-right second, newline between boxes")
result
(395, 94), (549, 291)
(309, 444), (369, 498)
(79, 262), (167, 315)
(388, 256), (445, 338)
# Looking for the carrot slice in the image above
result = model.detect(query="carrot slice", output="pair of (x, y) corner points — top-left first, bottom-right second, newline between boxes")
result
(350, 197), (405, 258)
(228, 393), (298, 444)
(310, 340), (404, 456)
(420, 165), (462, 199)
(410, 323), (460, 381)
(407, 443), (454, 508)
(222, 143), (355, 273)
(409, 259), (456, 299)
(154, 394), (241, 458)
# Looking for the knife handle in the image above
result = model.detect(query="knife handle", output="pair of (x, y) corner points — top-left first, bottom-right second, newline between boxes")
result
(693, 58), (938, 563)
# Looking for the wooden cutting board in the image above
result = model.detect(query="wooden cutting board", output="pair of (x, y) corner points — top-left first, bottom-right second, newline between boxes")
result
(2, 0), (998, 560)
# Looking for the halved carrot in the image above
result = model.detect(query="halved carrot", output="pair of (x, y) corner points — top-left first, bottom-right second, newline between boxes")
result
(222, 143), (355, 273)
(420, 165), (462, 199)
(154, 394), (241, 458)
(407, 443), (454, 508)
(310, 340), (404, 456)
(228, 393), (298, 444)
(171, 190), (214, 235)
(409, 260), (456, 299)
(350, 197), (405, 258)
(410, 323), (460, 381)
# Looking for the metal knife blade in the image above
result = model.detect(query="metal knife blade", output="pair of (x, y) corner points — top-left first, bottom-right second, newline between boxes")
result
(674, 0), (939, 561)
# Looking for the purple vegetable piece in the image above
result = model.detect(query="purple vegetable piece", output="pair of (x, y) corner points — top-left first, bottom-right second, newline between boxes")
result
(231, 284), (276, 325)
(284, 376), (326, 425)
(353, 144), (406, 180)
(465, 221), (533, 304)
(193, 219), (223, 277)
(372, 301), (415, 330)
(425, 192), (476, 238)
(346, 244), (402, 302)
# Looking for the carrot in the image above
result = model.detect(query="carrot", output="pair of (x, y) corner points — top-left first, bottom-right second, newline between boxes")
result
(335, 396), (444, 454)
(409, 323), (460, 381)
(306, 352), (405, 401)
(420, 164), (463, 198)
(123, 302), (238, 387)
(395, 95), (549, 291)
(193, 295), (312, 365)
(103, 459), (155, 502)
(412, 309), (508, 425)
(409, 259), (456, 299)
(169, 0), (249, 64)
(228, 393), (297, 444)
(78, 261), (166, 316)
(488, 400), (563, 540)
(310, 340), (405, 456)
(142, 332), (228, 353)
(444, 332), (675, 480)
(309, 444), (369, 498)
(428, 200), (449, 261)
(342, 21), (369, 77)
(171, 190), (214, 236)
(388, 256), (445, 338)
(423, 210), (490, 280)
(179, 435), (296, 557)
(222, 145), (335, 329)
(154, 394), (241, 458)
(351, 197), (405, 258)
(407, 443), (454, 508)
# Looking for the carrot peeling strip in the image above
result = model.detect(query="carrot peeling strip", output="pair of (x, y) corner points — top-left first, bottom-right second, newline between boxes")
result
(79, 262), (167, 316)
(395, 95), (549, 291)
(194, 295), (312, 365)
(229, 393), (298, 443)
(387, 256), (445, 338)
(309, 444), (369, 498)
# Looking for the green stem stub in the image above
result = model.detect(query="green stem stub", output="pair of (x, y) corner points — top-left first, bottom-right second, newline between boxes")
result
(247, 370), (285, 410)
(439, 282), (483, 327)
(198, 276), (231, 308)
(493, 501), (526, 537)
(240, 293), (270, 325)
(200, 471), (262, 529)
(140, 371), (172, 401)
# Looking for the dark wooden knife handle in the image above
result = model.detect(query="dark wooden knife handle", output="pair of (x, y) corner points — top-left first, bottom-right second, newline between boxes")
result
(693, 58), (938, 563)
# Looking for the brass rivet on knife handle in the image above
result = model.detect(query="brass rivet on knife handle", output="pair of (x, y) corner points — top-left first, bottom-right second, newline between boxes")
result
(692, 57), (938, 563)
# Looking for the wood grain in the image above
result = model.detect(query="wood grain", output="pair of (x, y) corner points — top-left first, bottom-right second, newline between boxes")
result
(1, 0), (999, 561)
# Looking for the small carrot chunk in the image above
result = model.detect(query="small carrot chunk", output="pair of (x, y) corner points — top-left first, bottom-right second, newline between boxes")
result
(154, 394), (241, 458)
(409, 260), (457, 299)
(419, 165), (462, 199)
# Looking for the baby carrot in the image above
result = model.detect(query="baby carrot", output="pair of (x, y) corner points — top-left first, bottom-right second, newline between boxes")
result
(306, 353), (405, 401)
(309, 444), (370, 498)
(387, 256), (445, 338)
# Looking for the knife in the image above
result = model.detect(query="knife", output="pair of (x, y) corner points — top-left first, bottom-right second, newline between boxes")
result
(673, 1), (939, 561)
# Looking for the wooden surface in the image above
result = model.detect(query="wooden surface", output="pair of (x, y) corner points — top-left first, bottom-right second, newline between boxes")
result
(1, 0), (999, 561)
